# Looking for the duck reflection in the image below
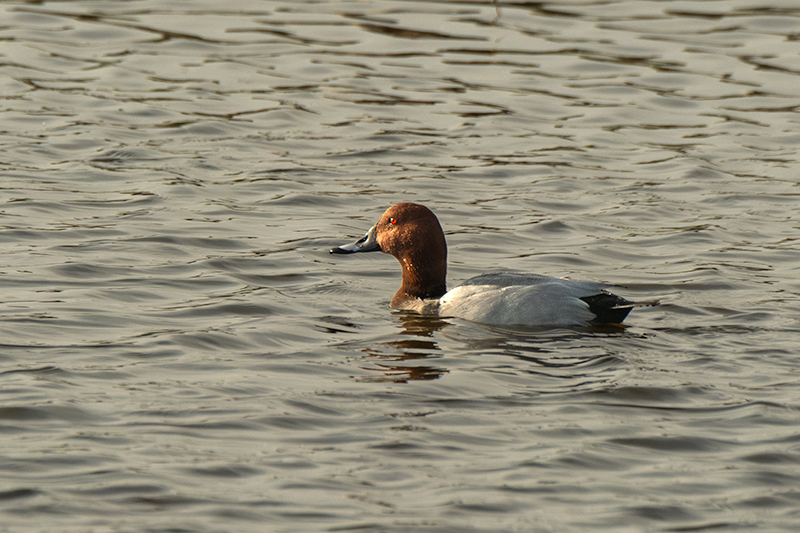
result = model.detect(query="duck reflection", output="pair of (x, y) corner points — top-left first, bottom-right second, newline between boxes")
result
(358, 312), (629, 384)
(359, 313), (449, 383)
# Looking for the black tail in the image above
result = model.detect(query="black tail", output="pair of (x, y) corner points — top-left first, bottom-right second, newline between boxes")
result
(580, 291), (660, 325)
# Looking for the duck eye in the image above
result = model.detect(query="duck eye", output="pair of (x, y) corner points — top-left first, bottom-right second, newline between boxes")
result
(389, 217), (397, 225)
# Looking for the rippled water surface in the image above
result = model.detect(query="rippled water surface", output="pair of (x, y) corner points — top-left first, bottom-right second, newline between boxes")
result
(2, 0), (800, 531)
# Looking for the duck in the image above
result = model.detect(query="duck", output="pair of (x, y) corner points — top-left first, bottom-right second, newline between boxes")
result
(330, 202), (658, 327)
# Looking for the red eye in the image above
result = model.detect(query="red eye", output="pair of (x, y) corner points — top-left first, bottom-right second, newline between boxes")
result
(389, 217), (397, 225)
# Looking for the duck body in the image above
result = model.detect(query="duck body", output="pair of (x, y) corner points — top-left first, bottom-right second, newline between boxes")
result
(439, 273), (632, 327)
(330, 203), (657, 327)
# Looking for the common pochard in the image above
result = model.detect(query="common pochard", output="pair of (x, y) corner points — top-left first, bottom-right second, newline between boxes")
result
(330, 202), (658, 327)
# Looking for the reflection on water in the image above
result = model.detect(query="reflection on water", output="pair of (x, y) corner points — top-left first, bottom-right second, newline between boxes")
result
(355, 312), (632, 386)
(2, 0), (800, 531)
(356, 314), (450, 382)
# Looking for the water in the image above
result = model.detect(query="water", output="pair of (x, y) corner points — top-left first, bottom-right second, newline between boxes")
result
(1, 0), (799, 531)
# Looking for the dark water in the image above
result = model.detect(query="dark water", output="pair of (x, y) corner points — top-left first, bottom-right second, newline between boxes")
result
(2, 0), (800, 531)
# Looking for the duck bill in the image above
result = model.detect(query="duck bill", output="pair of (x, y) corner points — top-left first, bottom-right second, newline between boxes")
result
(330, 224), (381, 254)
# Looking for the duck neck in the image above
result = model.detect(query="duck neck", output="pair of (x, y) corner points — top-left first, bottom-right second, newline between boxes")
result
(391, 249), (447, 307)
